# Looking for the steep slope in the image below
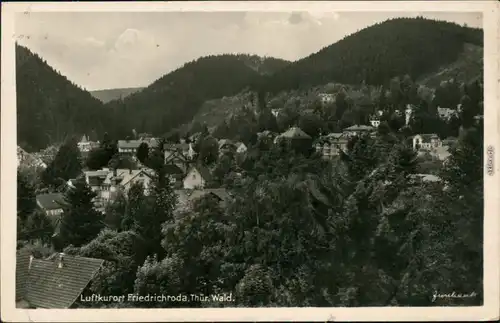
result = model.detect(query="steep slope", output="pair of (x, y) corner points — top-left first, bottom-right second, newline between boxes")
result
(259, 17), (483, 94)
(104, 54), (289, 138)
(16, 45), (110, 152)
(90, 87), (145, 103)
(416, 43), (483, 88)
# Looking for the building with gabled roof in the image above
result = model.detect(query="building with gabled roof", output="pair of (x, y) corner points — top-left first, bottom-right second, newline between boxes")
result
(314, 133), (349, 159)
(343, 125), (375, 137)
(100, 168), (154, 202)
(183, 165), (213, 189)
(36, 193), (67, 217)
(412, 134), (442, 151)
(16, 251), (104, 308)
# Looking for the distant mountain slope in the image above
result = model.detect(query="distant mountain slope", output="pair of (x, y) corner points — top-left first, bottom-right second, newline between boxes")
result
(90, 87), (145, 103)
(259, 17), (483, 94)
(16, 45), (110, 152)
(104, 54), (289, 138)
(416, 43), (483, 88)
(192, 42), (483, 131)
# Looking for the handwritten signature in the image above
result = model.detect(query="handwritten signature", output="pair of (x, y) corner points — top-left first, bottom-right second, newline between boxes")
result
(431, 291), (477, 302)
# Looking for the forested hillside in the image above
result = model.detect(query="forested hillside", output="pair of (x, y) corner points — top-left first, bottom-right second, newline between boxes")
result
(16, 45), (110, 152)
(258, 17), (483, 93)
(90, 87), (145, 104)
(16, 17), (483, 151)
(104, 55), (289, 138)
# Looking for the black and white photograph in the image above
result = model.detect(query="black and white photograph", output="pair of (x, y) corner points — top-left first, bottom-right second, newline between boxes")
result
(1, 1), (499, 322)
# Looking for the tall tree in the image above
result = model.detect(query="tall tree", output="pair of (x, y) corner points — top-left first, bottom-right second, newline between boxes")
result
(42, 138), (82, 188)
(58, 178), (104, 248)
(136, 142), (150, 164)
(17, 169), (37, 221)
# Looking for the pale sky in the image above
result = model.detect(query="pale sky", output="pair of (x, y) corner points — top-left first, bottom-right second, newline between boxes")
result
(15, 11), (482, 91)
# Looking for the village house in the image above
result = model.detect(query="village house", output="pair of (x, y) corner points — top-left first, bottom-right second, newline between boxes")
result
(17, 146), (47, 169)
(164, 142), (196, 172)
(183, 165), (212, 190)
(369, 115), (381, 128)
(412, 134), (442, 151)
(235, 142), (248, 154)
(274, 126), (313, 153)
(117, 139), (143, 155)
(342, 125), (375, 137)
(164, 163), (185, 188)
(16, 250), (104, 309)
(84, 169), (110, 193)
(77, 135), (99, 154)
(314, 133), (349, 159)
(36, 193), (66, 217)
(437, 107), (459, 121)
(100, 168), (154, 202)
(318, 93), (335, 105)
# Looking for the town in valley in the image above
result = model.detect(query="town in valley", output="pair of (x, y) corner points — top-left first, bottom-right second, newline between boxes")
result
(15, 11), (484, 309)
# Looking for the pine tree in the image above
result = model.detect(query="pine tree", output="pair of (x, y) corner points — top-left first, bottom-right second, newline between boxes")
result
(59, 178), (104, 248)
(136, 142), (149, 164)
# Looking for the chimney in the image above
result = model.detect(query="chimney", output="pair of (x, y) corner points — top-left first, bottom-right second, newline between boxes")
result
(113, 168), (117, 177)
(129, 168), (133, 174)
(58, 253), (64, 268)
(28, 255), (34, 270)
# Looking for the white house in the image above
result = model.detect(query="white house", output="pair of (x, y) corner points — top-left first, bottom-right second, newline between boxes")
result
(412, 134), (442, 151)
(117, 139), (143, 155)
(342, 125), (375, 137)
(183, 165), (212, 190)
(36, 193), (66, 217)
(78, 135), (99, 153)
(100, 168), (154, 202)
(369, 115), (381, 128)
(314, 133), (349, 159)
(437, 107), (459, 121)
(235, 142), (248, 154)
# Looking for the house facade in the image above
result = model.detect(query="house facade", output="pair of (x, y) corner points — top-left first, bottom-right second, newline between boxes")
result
(117, 139), (143, 155)
(183, 165), (212, 189)
(97, 168), (154, 202)
(342, 125), (375, 137)
(314, 133), (349, 159)
(36, 193), (66, 217)
(412, 134), (442, 151)
(437, 107), (459, 121)
(235, 142), (248, 154)
(77, 135), (99, 153)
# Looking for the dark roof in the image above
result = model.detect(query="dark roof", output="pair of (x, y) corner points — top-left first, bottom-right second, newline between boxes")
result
(36, 193), (67, 211)
(117, 140), (142, 149)
(16, 249), (32, 301)
(343, 125), (374, 132)
(164, 143), (190, 151)
(191, 165), (212, 182)
(16, 252), (104, 308)
(280, 127), (311, 139)
(416, 133), (440, 141)
(164, 163), (185, 175)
